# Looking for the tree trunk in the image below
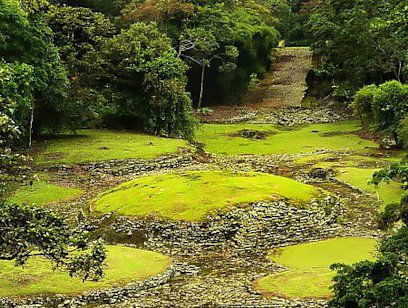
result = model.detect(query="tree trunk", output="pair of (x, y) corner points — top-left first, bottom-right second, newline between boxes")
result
(197, 64), (205, 111)
(396, 61), (402, 81)
(28, 100), (34, 148)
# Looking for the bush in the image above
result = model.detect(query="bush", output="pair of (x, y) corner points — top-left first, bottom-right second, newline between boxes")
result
(352, 84), (377, 126)
(353, 81), (408, 144)
(379, 203), (401, 229)
(397, 115), (408, 149)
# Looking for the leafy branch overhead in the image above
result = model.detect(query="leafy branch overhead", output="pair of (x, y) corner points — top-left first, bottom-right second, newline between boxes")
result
(0, 202), (106, 282)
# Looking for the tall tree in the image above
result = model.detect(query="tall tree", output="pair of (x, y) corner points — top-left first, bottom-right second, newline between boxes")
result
(0, 0), (69, 138)
(178, 28), (238, 110)
(102, 22), (196, 139)
(308, 0), (408, 91)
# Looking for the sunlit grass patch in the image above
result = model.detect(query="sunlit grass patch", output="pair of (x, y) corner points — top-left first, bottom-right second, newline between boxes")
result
(35, 129), (188, 165)
(197, 120), (376, 155)
(296, 152), (404, 210)
(0, 245), (171, 298)
(337, 167), (404, 208)
(295, 153), (336, 166)
(8, 176), (83, 206)
(256, 237), (377, 299)
(92, 171), (321, 221)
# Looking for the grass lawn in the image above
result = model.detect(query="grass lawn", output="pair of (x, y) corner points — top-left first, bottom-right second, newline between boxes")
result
(295, 152), (404, 210)
(337, 167), (404, 207)
(196, 120), (376, 155)
(35, 129), (188, 165)
(8, 179), (83, 206)
(0, 245), (171, 298)
(92, 171), (320, 221)
(256, 237), (377, 299)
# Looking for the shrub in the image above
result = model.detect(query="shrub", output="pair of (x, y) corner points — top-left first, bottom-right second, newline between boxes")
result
(379, 203), (401, 229)
(353, 81), (408, 144)
(352, 84), (377, 127)
(397, 115), (408, 149)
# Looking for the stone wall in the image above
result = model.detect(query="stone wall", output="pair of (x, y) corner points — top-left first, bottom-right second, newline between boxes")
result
(108, 196), (343, 256)
(1, 265), (178, 307)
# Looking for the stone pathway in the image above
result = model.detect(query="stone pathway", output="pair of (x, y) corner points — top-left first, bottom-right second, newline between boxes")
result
(243, 47), (312, 108)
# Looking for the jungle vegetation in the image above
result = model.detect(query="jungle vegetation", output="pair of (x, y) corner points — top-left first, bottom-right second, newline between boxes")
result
(1, 0), (408, 305)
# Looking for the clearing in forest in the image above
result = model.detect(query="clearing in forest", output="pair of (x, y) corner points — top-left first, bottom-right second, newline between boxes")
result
(197, 120), (376, 155)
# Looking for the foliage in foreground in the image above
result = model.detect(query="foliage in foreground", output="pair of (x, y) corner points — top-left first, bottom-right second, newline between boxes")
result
(1, 71), (106, 281)
(0, 202), (106, 281)
(330, 227), (408, 307)
(0, 245), (170, 297)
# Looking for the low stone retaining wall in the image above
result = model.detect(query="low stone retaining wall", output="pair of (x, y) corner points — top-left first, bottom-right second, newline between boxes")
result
(108, 196), (343, 256)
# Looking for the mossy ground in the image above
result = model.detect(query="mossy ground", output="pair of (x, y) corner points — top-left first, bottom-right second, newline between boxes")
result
(8, 175), (83, 206)
(92, 171), (320, 221)
(295, 153), (404, 210)
(256, 237), (377, 299)
(196, 120), (376, 155)
(337, 167), (403, 207)
(35, 129), (188, 165)
(0, 246), (171, 297)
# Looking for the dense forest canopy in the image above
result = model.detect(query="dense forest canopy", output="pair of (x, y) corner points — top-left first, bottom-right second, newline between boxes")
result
(1, 0), (310, 142)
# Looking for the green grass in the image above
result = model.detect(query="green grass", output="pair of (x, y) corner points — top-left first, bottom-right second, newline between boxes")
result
(35, 129), (188, 165)
(337, 167), (404, 207)
(295, 153), (336, 166)
(196, 120), (376, 155)
(257, 237), (377, 299)
(92, 171), (320, 221)
(295, 152), (404, 210)
(0, 245), (171, 298)
(8, 180), (83, 206)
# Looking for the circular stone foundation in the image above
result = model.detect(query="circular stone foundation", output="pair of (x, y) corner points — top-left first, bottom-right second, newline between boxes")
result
(256, 237), (377, 299)
(92, 171), (321, 221)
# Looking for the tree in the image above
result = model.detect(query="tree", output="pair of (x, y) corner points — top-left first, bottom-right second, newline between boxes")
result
(352, 81), (408, 144)
(330, 235), (408, 307)
(102, 22), (196, 139)
(182, 2), (279, 104)
(46, 5), (115, 127)
(308, 0), (408, 92)
(121, 0), (194, 24)
(0, 0), (69, 138)
(0, 91), (31, 199)
(0, 202), (106, 281)
(178, 28), (239, 110)
(1, 72), (106, 282)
